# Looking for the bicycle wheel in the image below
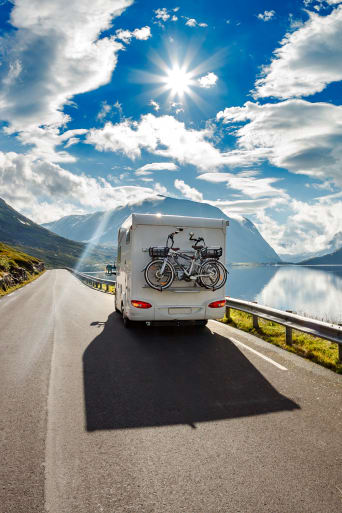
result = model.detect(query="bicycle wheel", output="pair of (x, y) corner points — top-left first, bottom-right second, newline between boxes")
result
(212, 260), (228, 290)
(199, 260), (227, 290)
(144, 259), (175, 290)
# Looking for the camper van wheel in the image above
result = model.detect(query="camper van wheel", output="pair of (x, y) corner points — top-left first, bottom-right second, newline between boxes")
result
(122, 308), (131, 328)
(114, 298), (120, 313)
(198, 320), (208, 327)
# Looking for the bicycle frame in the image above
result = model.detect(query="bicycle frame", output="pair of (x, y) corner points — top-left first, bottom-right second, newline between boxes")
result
(160, 248), (216, 280)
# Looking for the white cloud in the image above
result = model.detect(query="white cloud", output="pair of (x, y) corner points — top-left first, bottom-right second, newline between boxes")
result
(198, 72), (218, 88)
(170, 102), (184, 114)
(132, 26), (151, 40)
(114, 29), (132, 43)
(174, 179), (203, 202)
(198, 171), (288, 199)
(254, 6), (342, 99)
(257, 10), (275, 21)
(208, 197), (287, 216)
(0, 150), (166, 223)
(216, 99), (342, 187)
(135, 162), (178, 176)
(184, 18), (208, 27)
(255, 199), (342, 257)
(86, 113), (255, 170)
(115, 25), (151, 43)
(149, 99), (160, 111)
(154, 8), (170, 21)
(97, 101), (112, 121)
(0, 0), (132, 134)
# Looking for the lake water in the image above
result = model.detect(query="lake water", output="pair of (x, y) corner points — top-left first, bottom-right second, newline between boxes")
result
(87, 265), (342, 324)
(227, 265), (342, 324)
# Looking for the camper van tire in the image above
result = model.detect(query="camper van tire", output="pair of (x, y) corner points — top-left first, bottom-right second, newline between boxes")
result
(114, 297), (120, 313)
(122, 308), (131, 328)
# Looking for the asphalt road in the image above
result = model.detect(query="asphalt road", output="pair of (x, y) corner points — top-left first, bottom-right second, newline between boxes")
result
(0, 269), (341, 513)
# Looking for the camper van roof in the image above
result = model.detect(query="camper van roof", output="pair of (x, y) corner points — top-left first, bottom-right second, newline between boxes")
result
(121, 213), (228, 229)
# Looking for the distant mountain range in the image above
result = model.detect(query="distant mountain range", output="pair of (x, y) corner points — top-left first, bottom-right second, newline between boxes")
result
(280, 231), (342, 263)
(300, 246), (342, 265)
(43, 196), (281, 264)
(0, 198), (112, 269)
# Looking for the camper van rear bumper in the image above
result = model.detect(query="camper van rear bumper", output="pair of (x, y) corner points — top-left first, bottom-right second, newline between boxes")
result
(127, 303), (225, 321)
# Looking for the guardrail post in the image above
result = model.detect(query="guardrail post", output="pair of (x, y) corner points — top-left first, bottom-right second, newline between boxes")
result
(252, 314), (259, 329)
(338, 344), (342, 363)
(286, 326), (293, 345)
(225, 305), (231, 321)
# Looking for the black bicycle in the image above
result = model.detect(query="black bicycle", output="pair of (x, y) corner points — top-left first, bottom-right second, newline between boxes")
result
(144, 230), (228, 291)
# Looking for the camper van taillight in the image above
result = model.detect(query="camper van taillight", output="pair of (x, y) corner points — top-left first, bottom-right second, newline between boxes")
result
(131, 300), (152, 309)
(208, 300), (226, 308)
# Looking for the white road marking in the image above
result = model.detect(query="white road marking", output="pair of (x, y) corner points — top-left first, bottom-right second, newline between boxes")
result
(229, 336), (288, 371)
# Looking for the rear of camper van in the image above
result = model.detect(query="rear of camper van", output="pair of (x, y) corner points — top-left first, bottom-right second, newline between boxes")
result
(114, 214), (228, 327)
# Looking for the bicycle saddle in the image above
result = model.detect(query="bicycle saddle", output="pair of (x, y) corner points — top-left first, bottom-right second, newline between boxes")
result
(192, 245), (204, 249)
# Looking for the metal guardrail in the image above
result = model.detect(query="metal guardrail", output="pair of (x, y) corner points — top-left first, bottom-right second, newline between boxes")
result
(225, 297), (342, 362)
(67, 268), (116, 294)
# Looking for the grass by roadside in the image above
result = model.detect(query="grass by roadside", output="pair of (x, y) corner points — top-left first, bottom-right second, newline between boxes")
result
(221, 309), (342, 374)
(0, 269), (45, 297)
(0, 242), (45, 296)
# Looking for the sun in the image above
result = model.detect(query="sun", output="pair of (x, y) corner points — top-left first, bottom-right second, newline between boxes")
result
(162, 65), (194, 97)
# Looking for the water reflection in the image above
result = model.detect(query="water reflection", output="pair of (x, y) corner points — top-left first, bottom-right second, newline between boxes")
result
(227, 265), (342, 324)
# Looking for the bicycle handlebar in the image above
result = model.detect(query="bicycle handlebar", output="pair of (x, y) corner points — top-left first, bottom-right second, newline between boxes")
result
(189, 233), (205, 247)
(167, 231), (206, 249)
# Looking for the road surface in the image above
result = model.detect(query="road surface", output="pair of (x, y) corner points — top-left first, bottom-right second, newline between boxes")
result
(0, 269), (341, 513)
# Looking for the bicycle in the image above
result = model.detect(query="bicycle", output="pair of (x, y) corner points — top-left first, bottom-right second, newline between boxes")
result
(144, 230), (228, 291)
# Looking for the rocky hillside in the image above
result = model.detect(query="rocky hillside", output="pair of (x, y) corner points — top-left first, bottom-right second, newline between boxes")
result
(43, 196), (281, 264)
(0, 243), (45, 294)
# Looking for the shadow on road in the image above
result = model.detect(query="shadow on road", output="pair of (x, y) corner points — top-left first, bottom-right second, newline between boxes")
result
(83, 314), (299, 431)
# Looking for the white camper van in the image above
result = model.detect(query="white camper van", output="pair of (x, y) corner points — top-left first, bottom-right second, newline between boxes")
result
(114, 214), (229, 327)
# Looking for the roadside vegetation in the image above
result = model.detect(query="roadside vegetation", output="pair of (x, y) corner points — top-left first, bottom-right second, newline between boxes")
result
(0, 242), (45, 296)
(221, 309), (342, 374)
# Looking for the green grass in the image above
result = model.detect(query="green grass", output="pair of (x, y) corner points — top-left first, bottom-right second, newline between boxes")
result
(221, 309), (342, 374)
(0, 242), (45, 296)
(0, 269), (45, 296)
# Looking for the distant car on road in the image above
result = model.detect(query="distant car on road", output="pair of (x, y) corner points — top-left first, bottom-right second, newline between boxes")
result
(105, 264), (116, 275)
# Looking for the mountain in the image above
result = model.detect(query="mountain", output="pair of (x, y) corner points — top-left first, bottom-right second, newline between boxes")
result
(43, 196), (281, 264)
(280, 232), (342, 263)
(0, 198), (113, 269)
(300, 246), (342, 265)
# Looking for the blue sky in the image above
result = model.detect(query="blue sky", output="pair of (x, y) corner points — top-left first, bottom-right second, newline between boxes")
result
(0, 0), (342, 259)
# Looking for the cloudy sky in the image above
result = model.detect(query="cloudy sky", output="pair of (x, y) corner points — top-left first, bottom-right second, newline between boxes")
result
(0, 0), (342, 259)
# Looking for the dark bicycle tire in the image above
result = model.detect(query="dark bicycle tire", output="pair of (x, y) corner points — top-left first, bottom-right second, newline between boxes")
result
(144, 259), (175, 290)
(199, 260), (227, 290)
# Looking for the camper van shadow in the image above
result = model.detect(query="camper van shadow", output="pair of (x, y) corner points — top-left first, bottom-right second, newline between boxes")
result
(83, 313), (299, 431)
